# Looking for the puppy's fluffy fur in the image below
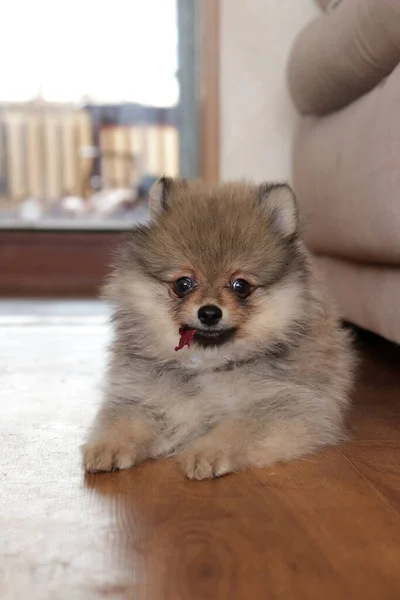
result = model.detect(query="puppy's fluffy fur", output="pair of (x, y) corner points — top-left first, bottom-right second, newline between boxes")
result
(82, 178), (355, 480)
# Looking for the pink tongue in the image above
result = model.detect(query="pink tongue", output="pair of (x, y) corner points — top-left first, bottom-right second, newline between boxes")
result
(175, 328), (195, 352)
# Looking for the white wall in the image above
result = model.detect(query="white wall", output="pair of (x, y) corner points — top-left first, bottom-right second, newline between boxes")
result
(220, 0), (318, 183)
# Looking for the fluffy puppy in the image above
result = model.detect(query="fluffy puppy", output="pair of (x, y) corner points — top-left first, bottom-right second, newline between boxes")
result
(82, 177), (355, 480)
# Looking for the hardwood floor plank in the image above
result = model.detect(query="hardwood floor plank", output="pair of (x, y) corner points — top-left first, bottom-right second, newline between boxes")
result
(86, 451), (400, 599)
(342, 443), (400, 516)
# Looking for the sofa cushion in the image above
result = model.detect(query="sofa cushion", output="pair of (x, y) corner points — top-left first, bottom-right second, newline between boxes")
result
(288, 0), (400, 115)
(293, 63), (400, 265)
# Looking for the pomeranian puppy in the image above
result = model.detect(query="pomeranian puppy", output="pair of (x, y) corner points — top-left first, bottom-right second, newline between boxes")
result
(82, 177), (354, 480)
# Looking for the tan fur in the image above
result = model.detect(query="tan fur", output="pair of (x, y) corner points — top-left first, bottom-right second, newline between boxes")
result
(82, 178), (355, 479)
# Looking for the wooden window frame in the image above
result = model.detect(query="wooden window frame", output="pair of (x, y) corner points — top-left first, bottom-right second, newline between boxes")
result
(197, 0), (220, 183)
(0, 1), (220, 298)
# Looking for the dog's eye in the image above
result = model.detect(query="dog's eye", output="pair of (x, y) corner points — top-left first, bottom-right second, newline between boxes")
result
(231, 278), (251, 298)
(173, 276), (194, 297)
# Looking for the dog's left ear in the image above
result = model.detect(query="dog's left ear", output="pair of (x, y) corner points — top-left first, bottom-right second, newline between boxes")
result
(149, 176), (188, 218)
(259, 183), (299, 237)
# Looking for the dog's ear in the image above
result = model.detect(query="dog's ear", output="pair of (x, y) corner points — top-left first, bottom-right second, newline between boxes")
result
(149, 176), (188, 218)
(259, 183), (299, 237)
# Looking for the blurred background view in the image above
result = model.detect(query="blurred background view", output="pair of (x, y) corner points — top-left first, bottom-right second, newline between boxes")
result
(0, 0), (179, 227)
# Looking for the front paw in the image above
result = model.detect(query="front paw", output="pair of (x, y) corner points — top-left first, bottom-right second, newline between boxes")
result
(82, 438), (139, 473)
(179, 445), (234, 481)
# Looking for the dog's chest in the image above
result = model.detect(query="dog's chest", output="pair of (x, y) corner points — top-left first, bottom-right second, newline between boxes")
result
(167, 369), (243, 427)
(153, 371), (239, 456)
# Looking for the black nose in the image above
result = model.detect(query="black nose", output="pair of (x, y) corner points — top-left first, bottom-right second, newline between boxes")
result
(197, 304), (222, 326)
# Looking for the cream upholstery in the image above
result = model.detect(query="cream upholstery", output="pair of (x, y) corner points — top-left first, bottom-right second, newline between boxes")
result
(288, 0), (400, 344)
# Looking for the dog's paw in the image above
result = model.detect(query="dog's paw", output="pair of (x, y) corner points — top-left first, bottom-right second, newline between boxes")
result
(82, 439), (139, 473)
(179, 446), (234, 481)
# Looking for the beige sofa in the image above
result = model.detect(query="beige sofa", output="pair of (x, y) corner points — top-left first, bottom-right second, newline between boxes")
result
(287, 0), (400, 345)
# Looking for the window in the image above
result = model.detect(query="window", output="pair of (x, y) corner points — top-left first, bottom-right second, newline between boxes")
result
(0, 0), (219, 296)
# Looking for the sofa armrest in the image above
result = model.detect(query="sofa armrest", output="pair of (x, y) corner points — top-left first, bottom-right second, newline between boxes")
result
(288, 0), (400, 115)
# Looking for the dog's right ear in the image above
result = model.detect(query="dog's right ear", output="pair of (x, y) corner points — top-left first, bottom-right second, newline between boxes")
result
(149, 176), (188, 218)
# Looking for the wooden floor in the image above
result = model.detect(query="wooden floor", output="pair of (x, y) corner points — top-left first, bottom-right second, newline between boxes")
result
(1, 305), (400, 599)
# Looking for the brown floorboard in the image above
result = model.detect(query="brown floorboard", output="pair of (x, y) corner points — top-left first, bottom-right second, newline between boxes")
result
(1, 319), (400, 599)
